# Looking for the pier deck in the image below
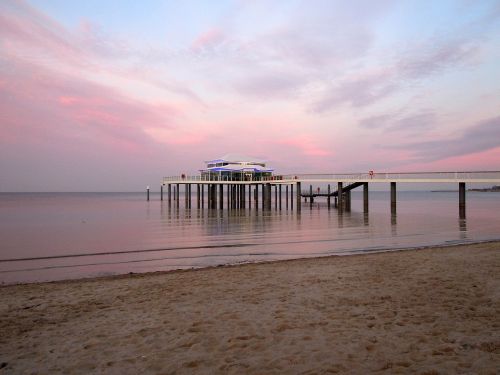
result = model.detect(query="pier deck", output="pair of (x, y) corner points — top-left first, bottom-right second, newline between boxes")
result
(157, 171), (500, 217)
(163, 171), (500, 184)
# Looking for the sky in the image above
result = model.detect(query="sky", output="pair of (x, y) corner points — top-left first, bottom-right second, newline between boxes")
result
(1, 0), (499, 192)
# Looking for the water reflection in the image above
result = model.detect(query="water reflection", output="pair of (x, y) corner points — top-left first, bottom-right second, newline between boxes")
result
(458, 217), (467, 239)
(2, 191), (500, 284)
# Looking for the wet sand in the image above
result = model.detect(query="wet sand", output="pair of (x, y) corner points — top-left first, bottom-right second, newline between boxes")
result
(1, 242), (499, 374)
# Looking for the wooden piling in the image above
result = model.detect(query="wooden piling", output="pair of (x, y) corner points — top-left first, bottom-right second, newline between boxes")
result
(255, 185), (259, 209)
(147, 186), (150, 201)
(363, 183), (369, 212)
(219, 184), (224, 210)
(327, 184), (331, 208)
(242, 185), (246, 209)
(274, 185), (278, 210)
(261, 184), (265, 210)
(160, 185), (163, 201)
(267, 183), (272, 210)
(390, 182), (397, 213)
(201, 184), (204, 209)
(296, 182), (301, 211)
(286, 185), (289, 209)
(337, 182), (343, 209)
(197, 184), (200, 209)
(213, 184), (218, 209)
(279, 185), (282, 210)
(459, 182), (466, 219)
(345, 190), (351, 211)
(233, 185), (236, 209)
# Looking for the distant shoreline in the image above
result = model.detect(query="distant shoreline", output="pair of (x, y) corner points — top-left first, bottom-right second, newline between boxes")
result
(431, 189), (500, 192)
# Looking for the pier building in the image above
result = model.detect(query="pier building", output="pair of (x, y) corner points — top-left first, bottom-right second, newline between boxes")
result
(200, 154), (273, 181)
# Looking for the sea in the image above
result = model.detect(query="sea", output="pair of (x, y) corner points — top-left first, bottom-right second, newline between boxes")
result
(1, 191), (499, 284)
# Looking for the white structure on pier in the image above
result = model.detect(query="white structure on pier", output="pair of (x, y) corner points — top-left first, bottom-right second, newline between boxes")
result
(200, 154), (273, 181)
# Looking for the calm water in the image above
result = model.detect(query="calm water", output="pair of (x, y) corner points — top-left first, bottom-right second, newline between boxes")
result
(1, 191), (499, 284)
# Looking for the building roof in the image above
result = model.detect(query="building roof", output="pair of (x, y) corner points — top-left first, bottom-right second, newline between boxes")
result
(201, 165), (273, 173)
(205, 153), (266, 164)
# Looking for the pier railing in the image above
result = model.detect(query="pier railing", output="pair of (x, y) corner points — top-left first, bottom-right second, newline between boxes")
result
(281, 171), (500, 181)
(163, 171), (500, 184)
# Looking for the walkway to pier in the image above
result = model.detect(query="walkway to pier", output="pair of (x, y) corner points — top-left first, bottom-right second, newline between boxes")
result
(156, 171), (500, 218)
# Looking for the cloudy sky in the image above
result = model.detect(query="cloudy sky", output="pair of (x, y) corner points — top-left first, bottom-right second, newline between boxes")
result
(1, 0), (499, 191)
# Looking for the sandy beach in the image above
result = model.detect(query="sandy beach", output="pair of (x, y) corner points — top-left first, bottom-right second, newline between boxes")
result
(1, 243), (499, 374)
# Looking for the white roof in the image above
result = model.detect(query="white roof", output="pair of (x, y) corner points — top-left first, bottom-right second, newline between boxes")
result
(205, 164), (273, 172)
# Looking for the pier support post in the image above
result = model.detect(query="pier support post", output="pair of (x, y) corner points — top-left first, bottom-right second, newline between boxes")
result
(201, 185), (204, 208)
(242, 185), (246, 209)
(262, 184), (265, 209)
(160, 185), (163, 201)
(233, 185), (237, 209)
(188, 184), (192, 208)
(255, 185), (259, 209)
(274, 185), (278, 210)
(337, 182), (343, 210)
(459, 182), (466, 219)
(286, 185), (289, 210)
(219, 184), (224, 210)
(213, 184), (218, 209)
(309, 185), (313, 205)
(363, 183), (369, 212)
(168, 184), (171, 205)
(390, 182), (397, 214)
(248, 185), (252, 209)
(207, 185), (210, 208)
(197, 184), (200, 208)
(345, 190), (351, 211)
(209, 184), (213, 209)
(279, 185), (282, 210)
(327, 184), (331, 208)
(236, 185), (239, 208)
(291, 184), (294, 210)
(147, 186), (150, 201)
(176, 184), (180, 204)
(267, 183), (272, 210)
(296, 182), (301, 211)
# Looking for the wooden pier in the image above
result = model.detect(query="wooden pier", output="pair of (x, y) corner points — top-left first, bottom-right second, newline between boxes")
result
(155, 171), (500, 217)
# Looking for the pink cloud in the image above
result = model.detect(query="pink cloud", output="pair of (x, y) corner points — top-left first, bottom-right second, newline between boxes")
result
(191, 28), (225, 51)
(0, 1), (88, 68)
(0, 1), (204, 106)
(0, 57), (180, 153)
(401, 147), (500, 172)
(279, 136), (332, 157)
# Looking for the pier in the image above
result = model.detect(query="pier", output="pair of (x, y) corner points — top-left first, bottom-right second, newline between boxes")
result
(157, 171), (500, 218)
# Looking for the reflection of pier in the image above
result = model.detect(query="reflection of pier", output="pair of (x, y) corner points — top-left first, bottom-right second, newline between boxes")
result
(156, 171), (500, 218)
